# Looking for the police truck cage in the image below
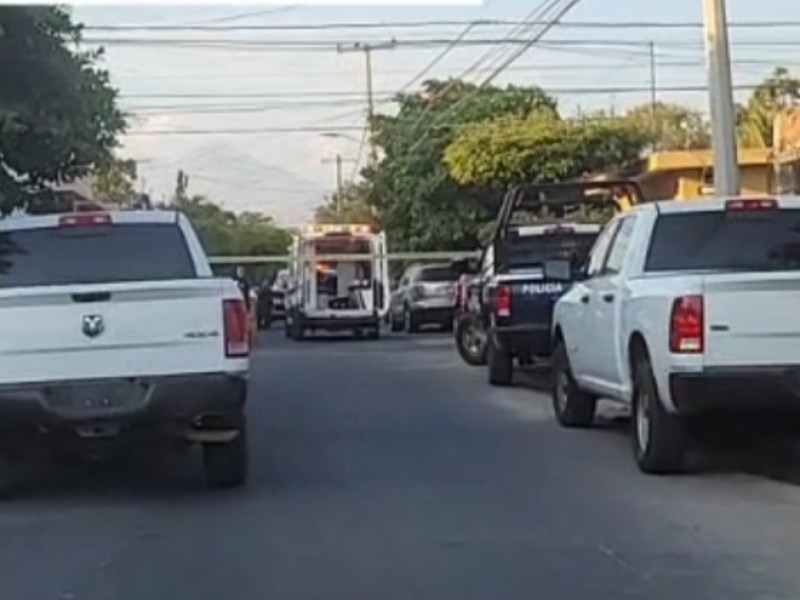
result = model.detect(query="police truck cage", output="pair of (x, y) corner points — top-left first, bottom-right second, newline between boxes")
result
(284, 223), (390, 340)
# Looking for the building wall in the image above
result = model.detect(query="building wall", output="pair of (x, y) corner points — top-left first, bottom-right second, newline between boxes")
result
(638, 164), (773, 201)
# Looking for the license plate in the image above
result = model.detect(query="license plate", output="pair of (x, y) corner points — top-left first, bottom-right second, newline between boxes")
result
(44, 381), (149, 414)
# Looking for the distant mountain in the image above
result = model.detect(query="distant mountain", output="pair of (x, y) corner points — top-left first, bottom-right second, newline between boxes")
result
(143, 141), (326, 225)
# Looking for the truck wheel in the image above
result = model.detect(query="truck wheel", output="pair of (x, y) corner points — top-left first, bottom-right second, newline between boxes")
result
(487, 337), (513, 386)
(455, 316), (487, 366)
(203, 422), (248, 488)
(0, 452), (26, 499)
(632, 356), (688, 474)
(390, 312), (404, 333)
(405, 309), (421, 334)
(551, 342), (597, 428)
(291, 315), (305, 341)
(367, 326), (380, 340)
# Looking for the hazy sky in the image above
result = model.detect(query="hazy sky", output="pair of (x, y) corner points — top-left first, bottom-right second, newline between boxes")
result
(74, 0), (798, 224)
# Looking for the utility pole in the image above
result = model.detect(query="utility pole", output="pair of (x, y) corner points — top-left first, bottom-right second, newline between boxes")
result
(702, 0), (740, 195)
(337, 40), (396, 166)
(649, 42), (657, 113)
(321, 154), (357, 212)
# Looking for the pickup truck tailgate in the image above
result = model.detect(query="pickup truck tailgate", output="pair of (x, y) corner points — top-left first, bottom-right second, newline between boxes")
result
(0, 280), (227, 385)
(508, 276), (566, 328)
(704, 272), (800, 367)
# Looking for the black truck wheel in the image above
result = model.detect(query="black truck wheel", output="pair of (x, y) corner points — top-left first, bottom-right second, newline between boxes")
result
(390, 312), (404, 332)
(632, 355), (688, 475)
(405, 308), (421, 334)
(488, 337), (513, 386)
(203, 422), (248, 488)
(455, 316), (487, 366)
(551, 342), (597, 428)
(291, 313), (305, 341)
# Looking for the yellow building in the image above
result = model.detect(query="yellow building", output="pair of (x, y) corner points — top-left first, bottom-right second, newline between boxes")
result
(635, 148), (774, 201)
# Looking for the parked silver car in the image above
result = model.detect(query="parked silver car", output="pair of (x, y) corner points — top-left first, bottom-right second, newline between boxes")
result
(389, 263), (456, 333)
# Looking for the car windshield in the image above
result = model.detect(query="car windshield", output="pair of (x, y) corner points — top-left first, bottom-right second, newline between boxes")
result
(0, 223), (196, 287)
(646, 209), (800, 272)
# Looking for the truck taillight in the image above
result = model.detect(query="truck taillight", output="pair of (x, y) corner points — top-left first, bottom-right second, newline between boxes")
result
(58, 212), (112, 227)
(494, 284), (512, 318)
(223, 299), (250, 357)
(669, 295), (703, 354)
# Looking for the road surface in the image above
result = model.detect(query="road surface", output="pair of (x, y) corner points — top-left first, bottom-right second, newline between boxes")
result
(2, 331), (800, 599)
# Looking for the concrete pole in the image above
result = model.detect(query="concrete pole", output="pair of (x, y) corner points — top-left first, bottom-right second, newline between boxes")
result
(702, 0), (740, 195)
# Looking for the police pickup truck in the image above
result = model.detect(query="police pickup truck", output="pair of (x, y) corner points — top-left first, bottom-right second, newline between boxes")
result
(477, 181), (641, 386)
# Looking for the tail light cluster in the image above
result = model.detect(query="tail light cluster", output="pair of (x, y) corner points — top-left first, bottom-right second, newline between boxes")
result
(669, 295), (703, 354)
(223, 299), (250, 357)
(493, 284), (512, 318)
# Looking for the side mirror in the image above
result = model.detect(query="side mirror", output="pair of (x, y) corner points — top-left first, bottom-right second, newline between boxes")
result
(543, 259), (575, 282)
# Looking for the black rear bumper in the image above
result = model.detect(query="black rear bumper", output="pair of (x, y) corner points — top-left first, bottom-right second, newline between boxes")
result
(0, 373), (247, 430)
(304, 315), (379, 331)
(670, 367), (800, 415)
(493, 323), (552, 357)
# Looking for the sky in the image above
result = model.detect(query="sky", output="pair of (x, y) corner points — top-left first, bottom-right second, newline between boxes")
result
(73, 0), (799, 225)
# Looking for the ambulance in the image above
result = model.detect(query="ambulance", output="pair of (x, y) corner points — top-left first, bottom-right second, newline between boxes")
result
(284, 224), (390, 340)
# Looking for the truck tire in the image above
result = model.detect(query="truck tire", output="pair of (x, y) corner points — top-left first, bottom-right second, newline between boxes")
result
(291, 314), (305, 341)
(455, 316), (487, 366)
(405, 308), (421, 334)
(203, 422), (248, 488)
(0, 452), (26, 499)
(551, 342), (597, 428)
(632, 355), (688, 474)
(390, 312), (404, 333)
(487, 337), (513, 386)
(367, 326), (381, 340)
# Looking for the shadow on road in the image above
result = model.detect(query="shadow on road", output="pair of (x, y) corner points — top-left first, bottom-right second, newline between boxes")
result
(515, 365), (800, 486)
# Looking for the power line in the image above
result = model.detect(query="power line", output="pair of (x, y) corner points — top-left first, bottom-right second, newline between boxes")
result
(127, 125), (369, 136)
(120, 80), (774, 104)
(82, 19), (800, 32)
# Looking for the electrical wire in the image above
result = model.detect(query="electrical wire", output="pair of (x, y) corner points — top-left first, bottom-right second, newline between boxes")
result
(82, 19), (800, 32)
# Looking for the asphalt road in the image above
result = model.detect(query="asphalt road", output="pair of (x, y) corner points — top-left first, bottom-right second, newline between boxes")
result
(3, 330), (800, 599)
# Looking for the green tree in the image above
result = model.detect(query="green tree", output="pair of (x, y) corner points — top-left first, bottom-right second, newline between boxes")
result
(737, 67), (800, 148)
(624, 102), (711, 151)
(364, 79), (556, 251)
(0, 6), (125, 213)
(444, 113), (649, 189)
(167, 171), (291, 257)
(91, 156), (137, 206)
(314, 182), (376, 226)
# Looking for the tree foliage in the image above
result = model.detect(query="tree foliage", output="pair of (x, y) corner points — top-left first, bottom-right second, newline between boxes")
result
(0, 6), (125, 213)
(168, 170), (292, 257)
(444, 113), (649, 188)
(362, 79), (555, 251)
(314, 182), (377, 226)
(623, 102), (711, 151)
(737, 67), (800, 148)
(91, 156), (137, 206)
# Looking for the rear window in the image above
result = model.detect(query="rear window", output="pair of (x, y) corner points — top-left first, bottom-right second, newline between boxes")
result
(0, 222), (196, 288)
(418, 266), (454, 282)
(502, 232), (598, 270)
(646, 209), (800, 272)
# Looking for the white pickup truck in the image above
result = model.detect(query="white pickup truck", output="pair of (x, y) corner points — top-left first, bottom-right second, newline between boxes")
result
(550, 197), (800, 474)
(0, 210), (250, 493)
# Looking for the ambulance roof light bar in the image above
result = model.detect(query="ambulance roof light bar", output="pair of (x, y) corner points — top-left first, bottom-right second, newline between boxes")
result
(303, 224), (372, 236)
